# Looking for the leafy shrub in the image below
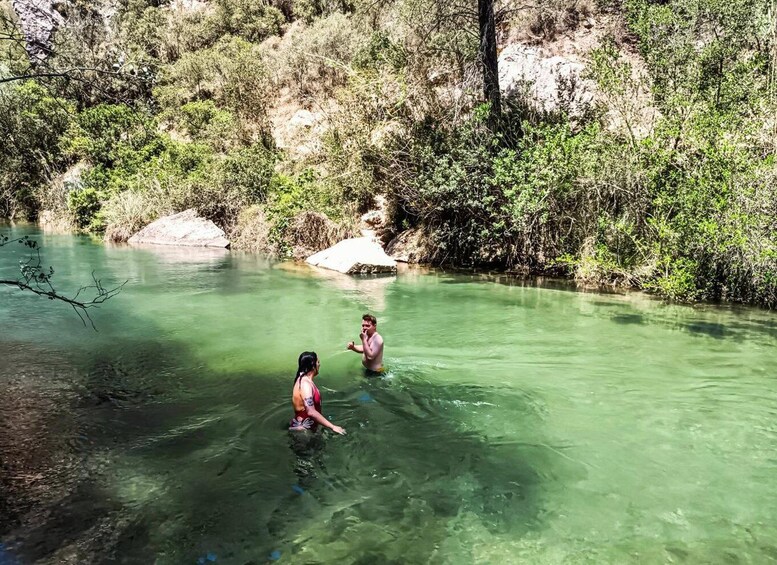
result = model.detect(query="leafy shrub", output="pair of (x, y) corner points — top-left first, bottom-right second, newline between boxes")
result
(210, 0), (285, 42)
(264, 169), (356, 256)
(155, 36), (271, 127)
(292, 0), (355, 23)
(0, 82), (73, 219)
(68, 187), (103, 230)
(63, 104), (158, 167)
(268, 14), (365, 100)
(174, 101), (241, 150)
(352, 31), (407, 72)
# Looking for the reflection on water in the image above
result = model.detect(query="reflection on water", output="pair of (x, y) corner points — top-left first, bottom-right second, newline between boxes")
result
(2, 226), (777, 563)
(278, 261), (397, 311)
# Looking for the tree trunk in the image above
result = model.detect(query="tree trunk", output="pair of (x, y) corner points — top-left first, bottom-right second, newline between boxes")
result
(478, 0), (501, 123)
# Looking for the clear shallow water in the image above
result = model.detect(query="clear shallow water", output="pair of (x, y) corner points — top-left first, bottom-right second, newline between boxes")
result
(1, 225), (777, 564)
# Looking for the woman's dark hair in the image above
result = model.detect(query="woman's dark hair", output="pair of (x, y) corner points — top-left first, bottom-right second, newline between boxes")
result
(295, 351), (318, 382)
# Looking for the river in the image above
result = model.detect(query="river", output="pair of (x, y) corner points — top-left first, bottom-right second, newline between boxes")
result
(1, 225), (777, 564)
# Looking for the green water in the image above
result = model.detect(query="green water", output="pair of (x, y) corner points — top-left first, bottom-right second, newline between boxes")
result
(1, 226), (777, 564)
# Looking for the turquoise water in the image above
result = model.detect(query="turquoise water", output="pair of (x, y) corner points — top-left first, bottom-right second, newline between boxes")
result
(1, 225), (777, 564)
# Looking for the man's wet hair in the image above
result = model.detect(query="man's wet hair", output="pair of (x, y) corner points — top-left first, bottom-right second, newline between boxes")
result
(362, 313), (377, 326)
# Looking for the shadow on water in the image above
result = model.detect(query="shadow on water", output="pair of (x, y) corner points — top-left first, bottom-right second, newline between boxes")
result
(684, 321), (729, 339)
(258, 376), (584, 564)
(1, 330), (585, 564)
(611, 313), (645, 325)
(0, 335), (200, 564)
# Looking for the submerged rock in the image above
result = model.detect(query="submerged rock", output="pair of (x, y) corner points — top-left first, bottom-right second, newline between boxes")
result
(128, 209), (230, 248)
(306, 237), (396, 274)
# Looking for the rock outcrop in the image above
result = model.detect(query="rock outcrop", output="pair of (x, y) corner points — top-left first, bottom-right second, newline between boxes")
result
(498, 43), (596, 121)
(359, 194), (390, 243)
(306, 237), (397, 274)
(11, 0), (65, 64)
(385, 228), (430, 263)
(128, 209), (230, 248)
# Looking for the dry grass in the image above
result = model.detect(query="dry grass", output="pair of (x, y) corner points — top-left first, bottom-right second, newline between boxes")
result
(229, 205), (272, 252)
(286, 210), (349, 259)
(102, 191), (158, 243)
(504, 0), (596, 44)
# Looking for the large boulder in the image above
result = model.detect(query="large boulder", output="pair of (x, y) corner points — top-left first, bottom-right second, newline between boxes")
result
(306, 237), (397, 274)
(498, 43), (596, 121)
(128, 209), (230, 248)
(11, 0), (65, 64)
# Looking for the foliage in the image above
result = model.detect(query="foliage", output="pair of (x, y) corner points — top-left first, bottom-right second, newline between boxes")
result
(293, 0), (355, 23)
(155, 36), (271, 128)
(264, 169), (356, 256)
(625, 0), (772, 114)
(173, 101), (242, 150)
(268, 13), (365, 101)
(0, 82), (74, 219)
(210, 0), (286, 43)
(2, 0), (776, 308)
(63, 103), (157, 167)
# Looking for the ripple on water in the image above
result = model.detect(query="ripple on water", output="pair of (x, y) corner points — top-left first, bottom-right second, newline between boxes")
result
(4, 230), (777, 563)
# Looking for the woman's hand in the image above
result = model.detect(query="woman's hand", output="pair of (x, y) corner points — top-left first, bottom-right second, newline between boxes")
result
(330, 425), (346, 435)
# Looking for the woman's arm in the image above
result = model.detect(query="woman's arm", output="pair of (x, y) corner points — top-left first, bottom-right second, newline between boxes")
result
(300, 381), (345, 434)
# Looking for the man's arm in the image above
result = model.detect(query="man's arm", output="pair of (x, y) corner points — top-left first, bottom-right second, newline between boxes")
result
(367, 334), (384, 362)
(347, 341), (363, 353)
(361, 333), (384, 361)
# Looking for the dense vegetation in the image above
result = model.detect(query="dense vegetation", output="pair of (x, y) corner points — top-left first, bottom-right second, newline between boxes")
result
(1, 0), (776, 306)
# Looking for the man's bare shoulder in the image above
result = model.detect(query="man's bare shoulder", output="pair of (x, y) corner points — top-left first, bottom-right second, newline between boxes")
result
(374, 332), (384, 345)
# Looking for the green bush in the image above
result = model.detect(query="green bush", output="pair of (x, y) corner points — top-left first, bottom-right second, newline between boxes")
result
(269, 13), (365, 100)
(68, 187), (103, 230)
(211, 0), (285, 42)
(155, 37), (271, 127)
(63, 104), (158, 167)
(263, 168), (356, 255)
(0, 82), (74, 219)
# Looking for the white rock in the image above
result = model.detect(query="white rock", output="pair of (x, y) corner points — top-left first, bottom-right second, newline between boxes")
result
(289, 109), (318, 129)
(128, 209), (230, 248)
(498, 43), (596, 120)
(306, 237), (397, 274)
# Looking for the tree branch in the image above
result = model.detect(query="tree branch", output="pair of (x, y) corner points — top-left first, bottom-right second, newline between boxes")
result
(1, 235), (125, 330)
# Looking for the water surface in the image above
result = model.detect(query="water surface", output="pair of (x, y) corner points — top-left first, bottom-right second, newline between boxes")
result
(1, 225), (776, 564)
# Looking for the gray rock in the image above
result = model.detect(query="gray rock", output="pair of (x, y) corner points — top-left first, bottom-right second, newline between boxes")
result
(289, 109), (318, 129)
(306, 237), (397, 274)
(11, 0), (65, 64)
(128, 209), (230, 248)
(498, 43), (596, 121)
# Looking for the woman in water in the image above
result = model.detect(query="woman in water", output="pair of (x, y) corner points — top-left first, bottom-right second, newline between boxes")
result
(289, 351), (346, 435)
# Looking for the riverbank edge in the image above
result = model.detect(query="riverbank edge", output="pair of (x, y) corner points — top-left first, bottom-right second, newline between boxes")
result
(4, 217), (757, 312)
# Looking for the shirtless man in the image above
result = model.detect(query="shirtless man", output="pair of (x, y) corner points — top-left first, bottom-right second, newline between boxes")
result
(347, 314), (384, 374)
